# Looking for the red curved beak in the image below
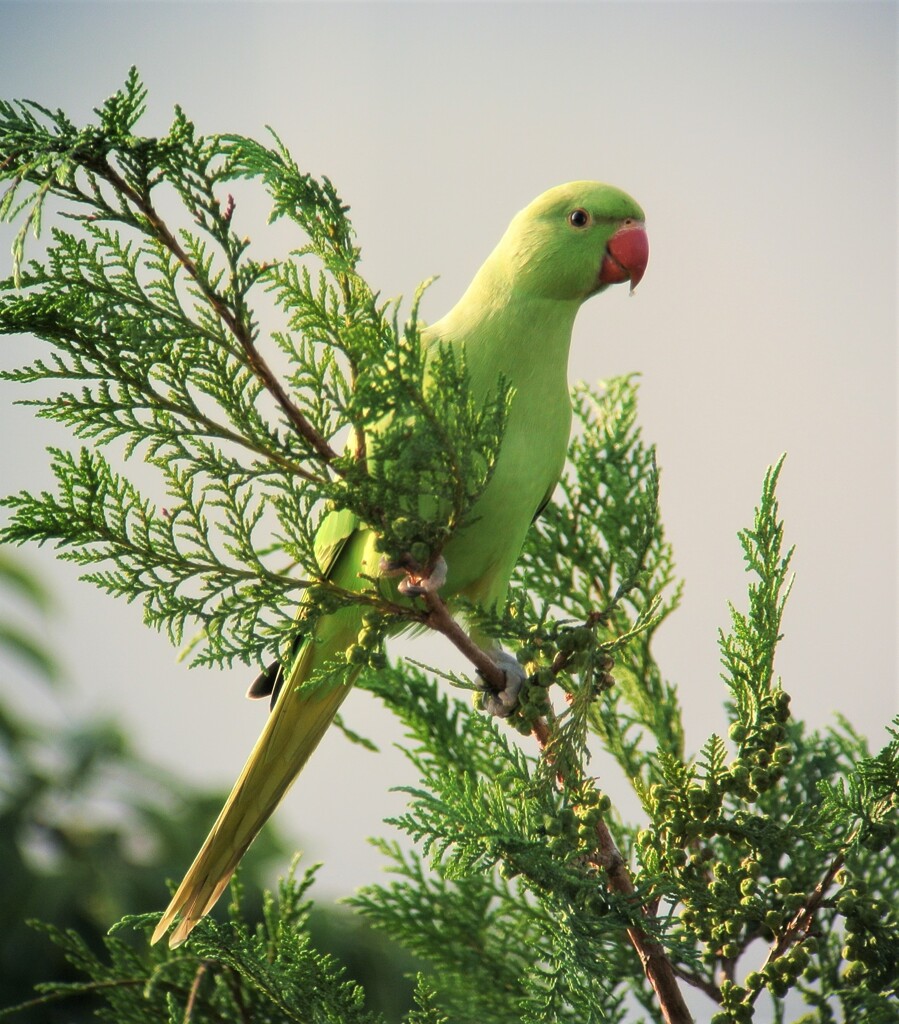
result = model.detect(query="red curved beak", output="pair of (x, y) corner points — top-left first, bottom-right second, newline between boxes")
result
(599, 221), (649, 293)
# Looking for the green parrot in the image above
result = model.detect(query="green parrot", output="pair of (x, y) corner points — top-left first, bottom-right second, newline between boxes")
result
(152, 181), (648, 947)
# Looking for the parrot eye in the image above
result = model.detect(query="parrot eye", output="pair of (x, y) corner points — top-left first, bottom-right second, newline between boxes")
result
(568, 208), (591, 229)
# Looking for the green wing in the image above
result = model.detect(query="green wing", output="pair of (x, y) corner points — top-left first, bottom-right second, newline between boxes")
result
(247, 505), (361, 704)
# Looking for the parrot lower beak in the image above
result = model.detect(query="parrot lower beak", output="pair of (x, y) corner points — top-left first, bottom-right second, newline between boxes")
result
(598, 221), (649, 293)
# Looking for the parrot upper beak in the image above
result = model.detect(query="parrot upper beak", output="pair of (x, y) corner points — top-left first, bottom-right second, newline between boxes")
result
(598, 221), (649, 293)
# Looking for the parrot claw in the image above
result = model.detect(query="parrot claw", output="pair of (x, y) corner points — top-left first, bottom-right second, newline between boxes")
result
(381, 554), (448, 597)
(478, 650), (526, 718)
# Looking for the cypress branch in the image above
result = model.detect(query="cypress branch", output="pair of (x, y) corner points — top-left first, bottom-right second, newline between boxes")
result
(2, 71), (897, 1024)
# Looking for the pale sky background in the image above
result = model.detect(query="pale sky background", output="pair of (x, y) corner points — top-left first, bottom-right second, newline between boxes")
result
(0, 0), (896, 1001)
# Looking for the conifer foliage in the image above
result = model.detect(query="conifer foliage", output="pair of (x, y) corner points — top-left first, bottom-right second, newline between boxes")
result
(1, 72), (896, 1024)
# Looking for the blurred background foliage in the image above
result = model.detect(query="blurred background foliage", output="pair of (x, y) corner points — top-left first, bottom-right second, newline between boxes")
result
(0, 550), (415, 1021)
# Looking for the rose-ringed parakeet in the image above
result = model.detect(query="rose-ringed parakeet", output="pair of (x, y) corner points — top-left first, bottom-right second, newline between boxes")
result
(152, 181), (648, 946)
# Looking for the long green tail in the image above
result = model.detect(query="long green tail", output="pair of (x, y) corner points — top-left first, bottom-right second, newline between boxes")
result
(152, 607), (361, 947)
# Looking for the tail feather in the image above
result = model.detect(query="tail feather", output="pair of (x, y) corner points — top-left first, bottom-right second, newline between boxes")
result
(152, 628), (358, 947)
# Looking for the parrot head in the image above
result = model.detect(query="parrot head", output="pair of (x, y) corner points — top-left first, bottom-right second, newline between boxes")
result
(500, 181), (648, 301)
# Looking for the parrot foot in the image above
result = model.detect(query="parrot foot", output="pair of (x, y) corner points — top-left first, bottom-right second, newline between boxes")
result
(478, 650), (526, 718)
(380, 554), (448, 597)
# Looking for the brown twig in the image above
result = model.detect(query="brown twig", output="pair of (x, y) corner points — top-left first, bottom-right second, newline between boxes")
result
(755, 848), (845, 988)
(530, 723), (695, 1024)
(421, 590), (507, 692)
(97, 158), (341, 468)
(672, 964), (722, 1003)
(183, 961), (208, 1023)
(420, 588), (694, 1024)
